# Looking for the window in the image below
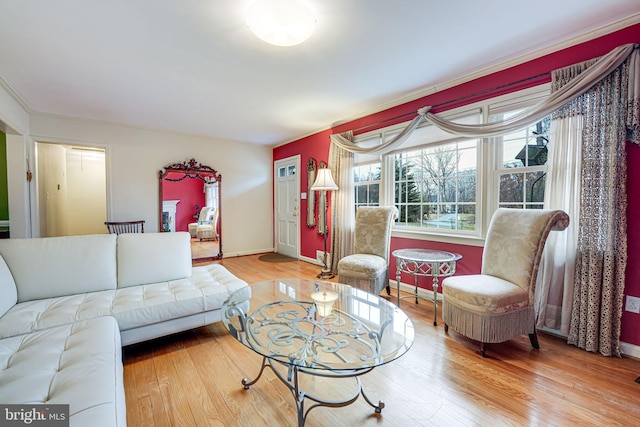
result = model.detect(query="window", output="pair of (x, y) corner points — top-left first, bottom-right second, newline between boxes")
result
(394, 139), (478, 232)
(354, 162), (380, 208)
(278, 165), (296, 177)
(492, 115), (550, 210)
(348, 85), (551, 240)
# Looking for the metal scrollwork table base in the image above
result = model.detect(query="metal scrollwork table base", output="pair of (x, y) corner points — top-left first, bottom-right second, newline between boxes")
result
(393, 248), (462, 326)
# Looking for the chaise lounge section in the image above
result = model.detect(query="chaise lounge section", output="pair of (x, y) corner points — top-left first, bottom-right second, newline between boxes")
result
(0, 231), (249, 426)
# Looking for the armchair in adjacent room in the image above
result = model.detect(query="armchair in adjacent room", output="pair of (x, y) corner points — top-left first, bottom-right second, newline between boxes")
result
(196, 208), (219, 241)
(337, 206), (398, 295)
(442, 208), (569, 357)
(188, 207), (213, 238)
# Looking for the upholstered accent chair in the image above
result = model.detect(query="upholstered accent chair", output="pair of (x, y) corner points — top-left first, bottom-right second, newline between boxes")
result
(338, 206), (398, 295)
(196, 208), (219, 241)
(188, 207), (213, 238)
(442, 208), (569, 357)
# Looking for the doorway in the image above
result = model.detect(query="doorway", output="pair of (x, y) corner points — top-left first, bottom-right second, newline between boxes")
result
(35, 142), (107, 237)
(274, 156), (300, 258)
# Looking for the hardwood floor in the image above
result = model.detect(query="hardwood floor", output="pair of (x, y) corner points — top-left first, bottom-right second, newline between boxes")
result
(124, 255), (640, 426)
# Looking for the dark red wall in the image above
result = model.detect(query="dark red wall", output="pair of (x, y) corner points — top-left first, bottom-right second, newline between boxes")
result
(162, 172), (205, 232)
(273, 23), (640, 346)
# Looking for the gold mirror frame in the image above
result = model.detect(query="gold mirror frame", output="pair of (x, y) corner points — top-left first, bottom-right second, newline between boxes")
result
(159, 158), (222, 261)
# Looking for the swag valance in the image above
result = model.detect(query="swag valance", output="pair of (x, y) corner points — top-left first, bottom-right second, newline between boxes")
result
(330, 43), (638, 151)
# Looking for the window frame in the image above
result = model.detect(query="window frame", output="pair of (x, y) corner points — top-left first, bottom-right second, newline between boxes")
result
(350, 84), (551, 247)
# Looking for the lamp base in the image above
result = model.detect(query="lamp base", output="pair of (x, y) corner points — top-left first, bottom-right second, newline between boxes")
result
(317, 269), (335, 280)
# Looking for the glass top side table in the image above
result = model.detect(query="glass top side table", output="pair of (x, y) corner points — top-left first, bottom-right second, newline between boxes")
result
(392, 248), (462, 326)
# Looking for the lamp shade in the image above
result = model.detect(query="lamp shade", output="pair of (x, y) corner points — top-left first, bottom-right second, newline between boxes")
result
(311, 290), (339, 316)
(311, 167), (338, 191)
(245, 0), (317, 47)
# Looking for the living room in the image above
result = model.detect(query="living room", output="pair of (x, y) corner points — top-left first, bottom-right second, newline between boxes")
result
(1, 1), (639, 426)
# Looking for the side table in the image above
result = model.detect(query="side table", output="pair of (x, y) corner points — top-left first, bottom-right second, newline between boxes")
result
(393, 248), (462, 326)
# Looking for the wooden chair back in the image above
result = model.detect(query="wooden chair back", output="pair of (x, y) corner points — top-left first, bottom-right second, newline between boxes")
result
(105, 220), (145, 235)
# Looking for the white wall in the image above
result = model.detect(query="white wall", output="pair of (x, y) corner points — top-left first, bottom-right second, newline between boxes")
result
(0, 83), (32, 238)
(28, 113), (274, 256)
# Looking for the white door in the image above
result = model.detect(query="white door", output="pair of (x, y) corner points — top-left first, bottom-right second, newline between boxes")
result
(274, 157), (300, 258)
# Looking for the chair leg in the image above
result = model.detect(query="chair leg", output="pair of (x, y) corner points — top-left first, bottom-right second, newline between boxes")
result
(444, 323), (449, 333)
(479, 342), (487, 357)
(386, 285), (391, 295)
(529, 332), (540, 350)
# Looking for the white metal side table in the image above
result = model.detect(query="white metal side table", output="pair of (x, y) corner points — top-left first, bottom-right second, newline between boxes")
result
(393, 248), (462, 326)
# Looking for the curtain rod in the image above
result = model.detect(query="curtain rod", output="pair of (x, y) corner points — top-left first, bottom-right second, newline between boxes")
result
(347, 71), (551, 134)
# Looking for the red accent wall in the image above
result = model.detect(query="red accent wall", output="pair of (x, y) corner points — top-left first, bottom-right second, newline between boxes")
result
(623, 142), (640, 346)
(162, 172), (205, 232)
(273, 22), (640, 346)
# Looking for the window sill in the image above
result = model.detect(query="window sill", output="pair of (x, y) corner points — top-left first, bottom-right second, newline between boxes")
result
(391, 228), (485, 247)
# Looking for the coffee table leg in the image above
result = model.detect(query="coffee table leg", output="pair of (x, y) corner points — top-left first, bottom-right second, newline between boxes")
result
(241, 356), (268, 389)
(361, 387), (385, 413)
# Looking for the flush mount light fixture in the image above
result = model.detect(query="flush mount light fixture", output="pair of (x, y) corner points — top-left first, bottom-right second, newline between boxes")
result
(245, 0), (316, 47)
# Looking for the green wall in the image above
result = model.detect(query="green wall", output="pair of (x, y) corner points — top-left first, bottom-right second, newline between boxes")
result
(0, 131), (8, 220)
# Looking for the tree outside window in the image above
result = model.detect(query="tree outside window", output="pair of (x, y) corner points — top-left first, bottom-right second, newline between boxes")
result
(394, 140), (478, 231)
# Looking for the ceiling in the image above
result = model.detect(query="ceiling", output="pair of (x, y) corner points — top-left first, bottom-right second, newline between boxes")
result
(0, 1), (638, 146)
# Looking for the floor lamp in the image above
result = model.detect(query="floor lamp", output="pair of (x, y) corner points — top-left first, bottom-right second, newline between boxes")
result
(311, 166), (338, 279)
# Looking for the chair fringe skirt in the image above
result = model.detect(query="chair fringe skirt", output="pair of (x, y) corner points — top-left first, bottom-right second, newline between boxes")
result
(443, 301), (535, 344)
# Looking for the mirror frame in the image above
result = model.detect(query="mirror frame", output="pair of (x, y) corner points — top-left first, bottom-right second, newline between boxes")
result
(159, 158), (222, 261)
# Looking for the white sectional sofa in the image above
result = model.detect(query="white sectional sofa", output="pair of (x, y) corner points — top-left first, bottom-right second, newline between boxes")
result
(0, 231), (249, 426)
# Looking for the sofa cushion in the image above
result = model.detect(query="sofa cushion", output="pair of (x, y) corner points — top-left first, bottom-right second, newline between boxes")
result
(0, 255), (17, 317)
(0, 264), (249, 340)
(0, 234), (117, 303)
(117, 231), (192, 288)
(0, 316), (126, 426)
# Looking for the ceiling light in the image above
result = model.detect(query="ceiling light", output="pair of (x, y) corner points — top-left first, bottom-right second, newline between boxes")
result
(245, 0), (316, 47)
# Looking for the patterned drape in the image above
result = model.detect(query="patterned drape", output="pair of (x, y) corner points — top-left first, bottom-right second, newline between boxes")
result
(559, 48), (639, 356)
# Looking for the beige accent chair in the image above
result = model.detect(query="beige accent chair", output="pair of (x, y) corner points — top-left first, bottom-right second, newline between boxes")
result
(442, 208), (569, 357)
(188, 207), (213, 238)
(338, 206), (398, 295)
(196, 208), (219, 241)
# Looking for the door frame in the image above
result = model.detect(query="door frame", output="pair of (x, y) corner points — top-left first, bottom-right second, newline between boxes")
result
(273, 155), (300, 258)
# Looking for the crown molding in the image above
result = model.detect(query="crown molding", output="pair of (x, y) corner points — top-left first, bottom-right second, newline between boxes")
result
(328, 12), (640, 130)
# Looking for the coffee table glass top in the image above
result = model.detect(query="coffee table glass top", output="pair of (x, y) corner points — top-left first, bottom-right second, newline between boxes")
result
(222, 278), (414, 372)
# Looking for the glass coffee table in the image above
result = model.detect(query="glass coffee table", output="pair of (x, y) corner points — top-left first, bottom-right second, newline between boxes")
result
(222, 278), (414, 427)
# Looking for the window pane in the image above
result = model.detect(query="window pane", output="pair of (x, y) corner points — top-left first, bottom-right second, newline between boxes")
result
(287, 165), (296, 176)
(354, 162), (381, 210)
(500, 117), (550, 168)
(526, 171), (546, 203)
(499, 173), (524, 203)
(394, 139), (478, 233)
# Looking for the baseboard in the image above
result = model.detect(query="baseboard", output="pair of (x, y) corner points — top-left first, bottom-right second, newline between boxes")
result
(620, 341), (640, 359)
(391, 279), (443, 301)
(299, 255), (323, 266)
(224, 248), (274, 258)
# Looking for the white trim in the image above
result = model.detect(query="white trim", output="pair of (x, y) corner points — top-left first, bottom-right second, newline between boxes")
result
(273, 155), (301, 259)
(325, 14), (640, 133)
(620, 341), (640, 359)
(299, 254), (323, 266)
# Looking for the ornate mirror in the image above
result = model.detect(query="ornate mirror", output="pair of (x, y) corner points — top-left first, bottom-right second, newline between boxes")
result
(159, 158), (222, 261)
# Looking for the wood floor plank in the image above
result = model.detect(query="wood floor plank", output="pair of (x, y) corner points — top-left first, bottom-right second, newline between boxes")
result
(123, 254), (640, 426)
